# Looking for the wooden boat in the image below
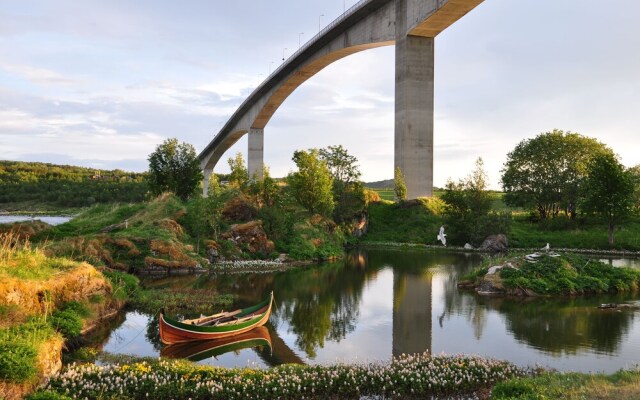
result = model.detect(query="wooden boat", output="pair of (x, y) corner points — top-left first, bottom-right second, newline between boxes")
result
(160, 326), (271, 361)
(159, 291), (274, 345)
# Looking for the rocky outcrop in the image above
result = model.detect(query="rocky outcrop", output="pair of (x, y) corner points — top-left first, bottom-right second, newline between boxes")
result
(222, 196), (258, 223)
(352, 213), (368, 238)
(221, 220), (275, 256)
(479, 234), (508, 252)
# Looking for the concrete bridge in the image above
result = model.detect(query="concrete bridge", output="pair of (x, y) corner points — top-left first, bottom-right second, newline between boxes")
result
(198, 0), (483, 199)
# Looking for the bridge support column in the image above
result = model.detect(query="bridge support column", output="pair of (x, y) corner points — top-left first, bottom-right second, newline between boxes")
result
(395, 33), (434, 198)
(203, 168), (213, 197)
(248, 128), (264, 180)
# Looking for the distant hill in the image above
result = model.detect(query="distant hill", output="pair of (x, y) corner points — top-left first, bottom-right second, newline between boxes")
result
(0, 161), (148, 209)
(364, 179), (394, 189)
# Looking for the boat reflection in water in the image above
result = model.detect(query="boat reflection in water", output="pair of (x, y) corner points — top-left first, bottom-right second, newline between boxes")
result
(160, 326), (272, 362)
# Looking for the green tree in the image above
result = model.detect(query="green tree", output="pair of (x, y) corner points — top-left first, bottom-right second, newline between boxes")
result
(227, 152), (249, 190)
(318, 145), (361, 184)
(147, 138), (203, 201)
(184, 197), (210, 252)
(629, 165), (640, 214)
(581, 153), (635, 246)
(442, 158), (510, 245)
(394, 167), (407, 201)
(318, 145), (365, 224)
(288, 149), (334, 216)
(501, 130), (612, 219)
(248, 165), (279, 208)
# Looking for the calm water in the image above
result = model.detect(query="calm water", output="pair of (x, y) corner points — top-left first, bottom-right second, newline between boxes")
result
(0, 215), (72, 225)
(99, 249), (640, 373)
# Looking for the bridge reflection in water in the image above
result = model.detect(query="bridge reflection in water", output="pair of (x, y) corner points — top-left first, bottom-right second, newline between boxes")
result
(392, 270), (432, 357)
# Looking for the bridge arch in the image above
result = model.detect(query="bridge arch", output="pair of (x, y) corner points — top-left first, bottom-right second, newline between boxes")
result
(200, 0), (483, 198)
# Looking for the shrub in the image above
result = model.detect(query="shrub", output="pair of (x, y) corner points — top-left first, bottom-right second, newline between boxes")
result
(60, 301), (91, 318)
(491, 378), (538, 398)
(49, 309), (83, 338)
(0, 342), (38, 382)
(103, 270), (139, 301)
(26, 390), (73, 400)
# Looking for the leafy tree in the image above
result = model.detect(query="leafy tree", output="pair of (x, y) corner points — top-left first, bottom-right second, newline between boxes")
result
(581, 153), (635, 246)
(629, 165), (640, 214)
(394, 167), (407, 201)
(442, 158), (510, 245)
(184, 197), (210, 252)
(501, 130), (612, 219)
(147, 138), (203, 201)
(318, 145), (365, 224)
(288, 149), (334, 216)
(318, 145), (361, 184)
(248, 165), (280, 208)
(0, 161), (147, 207)
(227, 152), (249, 190)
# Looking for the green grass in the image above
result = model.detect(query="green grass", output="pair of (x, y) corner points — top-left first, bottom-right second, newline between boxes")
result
(0, 318), (59, 383)
(38, 203), (146, 240)
(510, 216), (640, 251)
(1, 232), (80, 281)
(468, 253), (640, 295)
(132, 288), (235, 314)
(363, 199), (443, 244)
(492, 370), (640, 400)
(371, 188), (395, 201)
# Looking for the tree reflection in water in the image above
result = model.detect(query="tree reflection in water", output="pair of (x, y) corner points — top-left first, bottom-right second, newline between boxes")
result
(133, 249), (639, 366)
(439, 254), (639, 355)
(271, 261), (368, 358)
(492, 296), (637, 355)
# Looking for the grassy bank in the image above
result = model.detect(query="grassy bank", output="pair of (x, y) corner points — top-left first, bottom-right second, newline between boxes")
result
(462, 253), (640, 296)
(510, 216), (640, 251)
(0, 232), (117, 398)
(32, 353), (525, 400)
(362, 191), (640, 252)
(491, 369), (640, 400)
(363, 199), (444, 244)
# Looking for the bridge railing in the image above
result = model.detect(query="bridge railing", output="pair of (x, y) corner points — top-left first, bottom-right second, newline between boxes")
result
(203, 0), (372, 156)
(252, 0), (372, 100)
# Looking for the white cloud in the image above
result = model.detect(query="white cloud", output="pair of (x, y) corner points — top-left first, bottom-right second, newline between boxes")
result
(0, 63), (76, 85)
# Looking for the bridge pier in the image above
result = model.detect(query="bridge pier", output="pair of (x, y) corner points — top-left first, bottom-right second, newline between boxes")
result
(394, 34), (434, 199)
(248, 128), (264, 180)
(203, 168), (213, 197)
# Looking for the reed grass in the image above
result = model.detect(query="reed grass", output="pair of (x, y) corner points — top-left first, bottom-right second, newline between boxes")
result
(0, 232), (75, 281)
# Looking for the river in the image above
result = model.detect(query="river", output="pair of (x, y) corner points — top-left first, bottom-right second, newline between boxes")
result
(96, 249), (640, 373)
(0, 215), (73, 225)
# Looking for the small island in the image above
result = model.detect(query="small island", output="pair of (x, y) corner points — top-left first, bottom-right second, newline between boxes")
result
(459, 252), (640, 297)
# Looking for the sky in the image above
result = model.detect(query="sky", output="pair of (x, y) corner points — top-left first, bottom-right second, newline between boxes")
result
(1, 0), (640, 189)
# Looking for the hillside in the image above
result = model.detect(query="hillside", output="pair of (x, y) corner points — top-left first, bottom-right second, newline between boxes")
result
(364, 179), (394, 189)
(0, 161), (148, 209)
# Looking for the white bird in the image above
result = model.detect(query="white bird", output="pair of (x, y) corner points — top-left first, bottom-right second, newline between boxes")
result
(437, 226), (447, 246)
(542, 243), (550, 252)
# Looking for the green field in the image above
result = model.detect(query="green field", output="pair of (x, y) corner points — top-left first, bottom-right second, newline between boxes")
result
(364, 188), (640, 251)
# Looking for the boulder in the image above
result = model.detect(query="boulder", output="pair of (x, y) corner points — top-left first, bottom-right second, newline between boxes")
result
(463, 243), (474, 250)
(221, 220), (275, 255)
(479, 234), (508, 252)
(206, 240), (220, 262)
(352, 213), (368, 238)
(222, 196), (257, 223)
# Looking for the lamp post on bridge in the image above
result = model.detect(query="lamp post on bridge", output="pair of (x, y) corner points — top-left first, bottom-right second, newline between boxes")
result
(298, 32), (304, 49)
(318, 14), (324, 33)
(282, 47), (287, 63)
(268, 61), (274, 74)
